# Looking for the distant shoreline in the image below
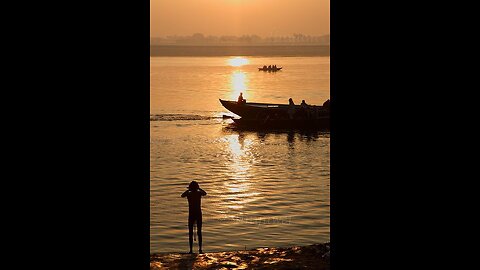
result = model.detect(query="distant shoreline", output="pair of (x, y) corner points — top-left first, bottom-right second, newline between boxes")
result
(150, 45), (330, 57)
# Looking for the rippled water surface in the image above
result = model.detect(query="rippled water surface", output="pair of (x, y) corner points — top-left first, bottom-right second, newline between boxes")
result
(150, 56), (329, 253)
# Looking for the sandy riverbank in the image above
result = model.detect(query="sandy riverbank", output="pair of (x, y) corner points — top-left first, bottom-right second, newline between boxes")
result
(151, 243), (330, 269)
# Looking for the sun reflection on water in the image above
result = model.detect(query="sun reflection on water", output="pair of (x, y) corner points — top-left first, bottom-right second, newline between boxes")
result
(230, 71), (249, 100)
(221, 134), (260, 212)
(227, 57), (250, 67)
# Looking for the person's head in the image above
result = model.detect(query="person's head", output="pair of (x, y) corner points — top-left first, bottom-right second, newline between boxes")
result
(302, 100), (306, 103)
(188, 181), (199, 191)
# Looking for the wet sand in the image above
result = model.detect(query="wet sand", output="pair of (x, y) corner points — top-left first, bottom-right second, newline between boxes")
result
(151, 243), (330, 270)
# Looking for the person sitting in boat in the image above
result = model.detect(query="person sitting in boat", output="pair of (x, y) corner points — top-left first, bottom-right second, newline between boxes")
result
(288, 98), (296, 119)
(300, 100), (309, 118)
(237, 92), (246, 104)
(273, 65), (277, 70)
(268, 65), (272, 70)
(263, 65), (267, 70)
(301, 100), (308, 108)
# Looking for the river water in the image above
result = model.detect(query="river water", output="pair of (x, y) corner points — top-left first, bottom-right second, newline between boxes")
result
(150, 56), (330, 253)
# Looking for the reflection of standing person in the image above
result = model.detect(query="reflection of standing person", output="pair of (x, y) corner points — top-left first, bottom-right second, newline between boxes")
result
(181, 181), (207, 254)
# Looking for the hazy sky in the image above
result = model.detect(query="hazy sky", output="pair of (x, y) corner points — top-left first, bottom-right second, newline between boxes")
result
(151, 0), (329, 37)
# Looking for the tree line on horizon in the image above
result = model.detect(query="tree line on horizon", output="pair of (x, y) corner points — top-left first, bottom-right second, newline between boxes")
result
(151, 33), (330, 45)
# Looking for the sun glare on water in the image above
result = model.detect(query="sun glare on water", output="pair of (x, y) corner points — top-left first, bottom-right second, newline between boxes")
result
(221, 134), (260, 211)
(230, 71), (249, 100)
(227, 57), (250, 67)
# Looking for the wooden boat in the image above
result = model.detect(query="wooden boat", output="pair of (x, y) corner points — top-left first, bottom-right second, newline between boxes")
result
(219, 99), (329, 129)
(258, 67), (282, 72)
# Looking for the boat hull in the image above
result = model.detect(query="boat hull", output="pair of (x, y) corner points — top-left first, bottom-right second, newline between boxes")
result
(219, 99), (329, 130)
(258, 67), (282, 72)
(219, 99), (291, 119)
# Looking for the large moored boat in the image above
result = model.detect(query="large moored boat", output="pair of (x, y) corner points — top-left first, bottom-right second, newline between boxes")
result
(219, 99), (329, 129)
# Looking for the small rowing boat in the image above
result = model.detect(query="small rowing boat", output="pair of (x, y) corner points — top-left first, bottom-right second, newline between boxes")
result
(258, 67), (282, 72)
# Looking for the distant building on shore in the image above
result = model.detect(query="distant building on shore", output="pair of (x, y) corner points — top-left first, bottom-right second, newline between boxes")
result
(150, 33), (330, 46)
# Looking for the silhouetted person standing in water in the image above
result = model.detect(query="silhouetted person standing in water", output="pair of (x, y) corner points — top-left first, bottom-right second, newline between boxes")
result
(181, 181), (207, 254)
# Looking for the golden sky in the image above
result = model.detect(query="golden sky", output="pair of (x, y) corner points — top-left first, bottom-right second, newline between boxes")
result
(151, 0), (329, 37)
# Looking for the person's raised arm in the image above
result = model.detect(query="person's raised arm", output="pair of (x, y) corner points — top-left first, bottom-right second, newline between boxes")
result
(198, 188), (207, 196)
(181, 190), (190, 198)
